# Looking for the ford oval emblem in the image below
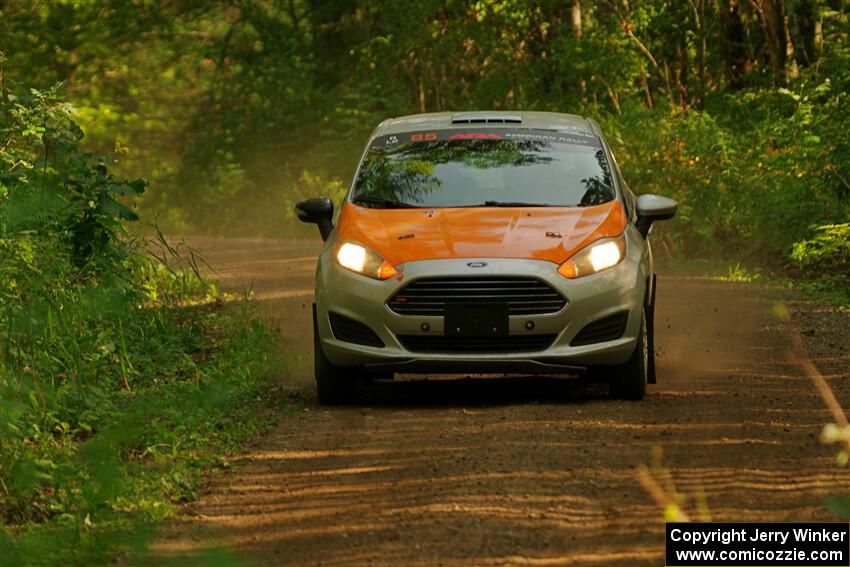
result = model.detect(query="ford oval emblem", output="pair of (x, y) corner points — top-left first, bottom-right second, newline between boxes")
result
(467, 261), (488, 268)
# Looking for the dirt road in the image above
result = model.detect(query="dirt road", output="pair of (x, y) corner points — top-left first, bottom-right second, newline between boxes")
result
(147, 237), (850, 566)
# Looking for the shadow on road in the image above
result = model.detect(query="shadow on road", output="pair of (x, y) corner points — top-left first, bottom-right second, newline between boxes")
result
(355, 375), (608, 407)
(144, 237), (850, 567)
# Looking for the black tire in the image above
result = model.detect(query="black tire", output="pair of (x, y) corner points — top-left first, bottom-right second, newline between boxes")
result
(646, 305), (657, 385)
(609, 308), (650, 400)
(313, 306), (356, 405)
(646, 275), (658, 384)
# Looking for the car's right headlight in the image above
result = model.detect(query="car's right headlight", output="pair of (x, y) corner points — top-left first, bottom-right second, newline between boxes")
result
(557, 234), (626, 279)
(336, 241), (398, 280)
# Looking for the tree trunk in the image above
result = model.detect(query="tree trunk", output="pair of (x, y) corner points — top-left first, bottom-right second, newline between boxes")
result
(752, 0), (788, 86)
(571, 1), (582, 39)
(785, 13), (800, 79)
(641, 71), (654, 110)
(722, 0), (749, 89)
(418, 76), (426, 113)
(793, 0), (817, 66)
(689, 0), (707, 108)
(677, 29), (690, 106)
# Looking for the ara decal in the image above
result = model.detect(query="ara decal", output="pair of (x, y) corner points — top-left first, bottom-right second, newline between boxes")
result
(448, 132), (502, 140)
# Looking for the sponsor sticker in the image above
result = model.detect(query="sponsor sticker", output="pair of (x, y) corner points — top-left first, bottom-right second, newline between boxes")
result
(371, 128), (601, 149)
(448, 132), (502, 140)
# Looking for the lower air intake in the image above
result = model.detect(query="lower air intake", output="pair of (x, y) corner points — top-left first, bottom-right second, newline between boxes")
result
(329, 312), (385, 348)
(570, 311), (629, 346)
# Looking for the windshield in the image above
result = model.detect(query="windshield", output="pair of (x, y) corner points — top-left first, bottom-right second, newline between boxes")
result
(351, 129), (614, 209)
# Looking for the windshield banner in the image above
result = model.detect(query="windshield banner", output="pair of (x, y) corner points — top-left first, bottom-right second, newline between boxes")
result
(373, 128), (602, 150)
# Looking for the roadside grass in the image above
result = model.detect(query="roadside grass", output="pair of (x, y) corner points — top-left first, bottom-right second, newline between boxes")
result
(0, 290), (292, 566)
(795, 276), (850, 312)
(0, 86), (298, 566)
(658, 255), (849, 311)
(657, 220), (849, 310)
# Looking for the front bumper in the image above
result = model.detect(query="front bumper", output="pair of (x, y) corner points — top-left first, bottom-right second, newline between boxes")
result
(315, 237), (648, 374)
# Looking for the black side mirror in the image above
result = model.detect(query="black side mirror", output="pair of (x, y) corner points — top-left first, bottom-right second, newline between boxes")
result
(635, 194), (677, 238)
(295, 197), (334, 241)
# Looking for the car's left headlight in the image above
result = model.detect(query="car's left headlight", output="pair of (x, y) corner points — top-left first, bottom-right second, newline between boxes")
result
(558, 234), (626, 279)
(336, 241), (398, 280)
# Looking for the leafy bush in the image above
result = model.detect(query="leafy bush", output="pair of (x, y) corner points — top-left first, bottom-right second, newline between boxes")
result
(0, 88), (279, 564)
(598, 71), (850, 275)
(791, 223), (850, 275)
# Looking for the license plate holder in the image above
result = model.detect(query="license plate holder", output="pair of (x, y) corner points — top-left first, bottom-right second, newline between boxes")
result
(444, 303), (509, 337)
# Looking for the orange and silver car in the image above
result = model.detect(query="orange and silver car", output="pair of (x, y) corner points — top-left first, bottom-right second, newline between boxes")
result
(296, 111), (676, 404)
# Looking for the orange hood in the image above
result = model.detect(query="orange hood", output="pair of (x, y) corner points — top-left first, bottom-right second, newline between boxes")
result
(336, 200), (628, 266)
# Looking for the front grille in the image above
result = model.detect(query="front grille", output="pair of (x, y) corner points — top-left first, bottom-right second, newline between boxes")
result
(328, 312), (385, 348)
(387, 277), (566, 316)
(570, 311), (629, 346)
(397, 334), (557, 354)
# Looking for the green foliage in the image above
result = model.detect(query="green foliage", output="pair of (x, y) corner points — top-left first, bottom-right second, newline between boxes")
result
(797, 274), (850, 312)
(1, 301), (278, 566)
(827, 495), (850, 519)
(2, 1), (848, 265)
(3, 0), (846, 276)
(0, 0), (848, 555)
(715, 263), (760, 283)
(791, 223), (850, 274)
(1, 86), (146, 267)
(598, 70), (850, 271)
(0, 88), (280, 564)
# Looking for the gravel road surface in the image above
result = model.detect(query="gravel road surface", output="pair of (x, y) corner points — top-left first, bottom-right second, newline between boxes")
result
(144, 237), (850, 566)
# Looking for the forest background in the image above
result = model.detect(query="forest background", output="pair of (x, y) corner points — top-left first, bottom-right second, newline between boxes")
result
(1, 1), (849, 564)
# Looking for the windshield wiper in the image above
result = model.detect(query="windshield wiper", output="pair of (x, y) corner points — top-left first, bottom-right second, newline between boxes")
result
(481, 200), (553, 207)
(352, 196), (421, 209)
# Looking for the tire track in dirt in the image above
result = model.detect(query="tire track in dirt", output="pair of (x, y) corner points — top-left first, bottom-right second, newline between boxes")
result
(140, 237), (850, 566)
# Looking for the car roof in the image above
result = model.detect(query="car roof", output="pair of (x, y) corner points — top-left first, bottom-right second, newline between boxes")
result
(374, 111), (599, 137)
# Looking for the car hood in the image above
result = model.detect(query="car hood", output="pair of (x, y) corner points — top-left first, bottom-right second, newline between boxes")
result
(335, 200), (628, 266)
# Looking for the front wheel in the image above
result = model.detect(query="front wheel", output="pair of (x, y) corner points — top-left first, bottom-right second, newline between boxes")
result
(609, 308), (650, 400)
(313, 306), (356, 405)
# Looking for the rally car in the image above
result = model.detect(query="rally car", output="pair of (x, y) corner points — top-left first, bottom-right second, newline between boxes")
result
(296, 111), (676, 404)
